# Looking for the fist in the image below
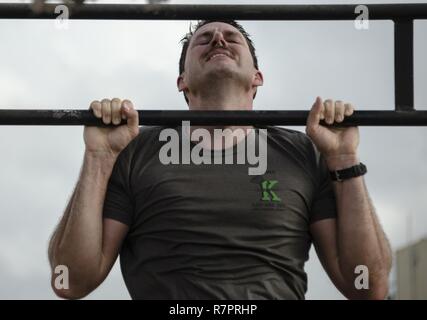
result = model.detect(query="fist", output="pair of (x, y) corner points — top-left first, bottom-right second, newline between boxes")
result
(84, 98), (140, 156)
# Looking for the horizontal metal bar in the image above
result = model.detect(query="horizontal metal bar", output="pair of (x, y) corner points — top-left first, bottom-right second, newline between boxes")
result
(0, 3), (427, 20)
(0, 110), (427, 126)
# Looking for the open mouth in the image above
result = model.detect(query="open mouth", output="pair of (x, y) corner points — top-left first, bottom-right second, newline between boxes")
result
(206, 52), (233, 62)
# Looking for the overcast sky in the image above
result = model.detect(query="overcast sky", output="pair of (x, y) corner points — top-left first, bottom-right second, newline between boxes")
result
(0, 0), (426, 299)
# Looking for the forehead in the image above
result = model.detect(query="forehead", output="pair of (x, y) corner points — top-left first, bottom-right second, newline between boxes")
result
(193, 22), (243, 37)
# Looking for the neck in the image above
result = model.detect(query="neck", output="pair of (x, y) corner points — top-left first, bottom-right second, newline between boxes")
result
(186, 85), (255, 149)
(188, 77), (254, 111)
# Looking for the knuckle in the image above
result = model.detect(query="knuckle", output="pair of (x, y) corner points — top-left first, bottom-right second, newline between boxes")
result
(102, 109), (111, 122)
(111, 99), (122, 123)
(345, 104), (354, 114)
(89, 101), (101, 116)
(102, 105), (111, 114)
(335, 107), (343, 116)
(90, 100), (99, 108)
(102, 109), (110, 118)
(122, 99), (133, 109)
(101, 102), (111, 115)
(335, 101), (344, 110)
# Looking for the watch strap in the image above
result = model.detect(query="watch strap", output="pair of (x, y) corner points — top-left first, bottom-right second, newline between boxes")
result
(330, 162), (367, 182)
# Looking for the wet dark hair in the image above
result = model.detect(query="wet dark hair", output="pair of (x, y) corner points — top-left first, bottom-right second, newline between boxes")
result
(179, 20), (259, 104)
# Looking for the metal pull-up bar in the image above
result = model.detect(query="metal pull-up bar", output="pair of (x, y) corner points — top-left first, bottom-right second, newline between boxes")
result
(1, 3), (427, 21)
(0, 2), (426, 126)
(0, 110), (426, 127)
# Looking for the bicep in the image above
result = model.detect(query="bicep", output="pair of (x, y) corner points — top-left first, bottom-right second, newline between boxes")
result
(310, 218), (350, 298)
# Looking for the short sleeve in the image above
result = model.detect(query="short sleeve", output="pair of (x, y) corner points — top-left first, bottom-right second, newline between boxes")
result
(102, 144), (135, 226)
(309, 147), (338, 224)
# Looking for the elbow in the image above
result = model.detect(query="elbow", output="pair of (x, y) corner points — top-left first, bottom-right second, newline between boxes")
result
(345, 276), (390, 300)
(364, 263), (392, 300)
(51, 280), (89, 300)
(354, 286), (389, 300)
(341, 258), (391, 300)
(367, 278), (390, 300)
(52, 287), (88, 300)
(49, 254), (104, 299)
(50, 273), (96, 300)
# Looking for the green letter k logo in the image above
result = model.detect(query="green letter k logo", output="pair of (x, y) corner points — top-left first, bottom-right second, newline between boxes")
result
(261, 180), (281, 202)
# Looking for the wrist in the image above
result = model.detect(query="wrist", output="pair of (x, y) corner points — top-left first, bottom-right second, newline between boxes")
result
(83, 150), (118, 176)
(77, 151), (118, 198)
(84, 149), (118, 161)
(325, 154), (360, 171)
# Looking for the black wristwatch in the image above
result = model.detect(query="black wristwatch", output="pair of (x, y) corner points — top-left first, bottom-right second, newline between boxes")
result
(330, 162), (367, 182)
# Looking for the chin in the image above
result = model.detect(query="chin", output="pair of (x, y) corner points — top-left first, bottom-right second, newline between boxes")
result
(205, 66), (237, 79)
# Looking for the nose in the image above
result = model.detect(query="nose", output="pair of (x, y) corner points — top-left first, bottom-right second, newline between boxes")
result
(211, 29), (227, 48)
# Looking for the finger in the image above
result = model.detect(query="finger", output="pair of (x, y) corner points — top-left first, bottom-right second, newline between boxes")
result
(324, 99), (334, 124)
(90, 100), (102, 118)
(121, 100), (128, 120)
(120, 99), (129, 120)
(111, 98), (122, 125)
(306, 96), (323, 134)
(121, 107), (127, 120)
(122, 100), (139, 128)
(101, 98), (112, 125)
(334, 100), (345, 122)
(344, 103), (354, 116)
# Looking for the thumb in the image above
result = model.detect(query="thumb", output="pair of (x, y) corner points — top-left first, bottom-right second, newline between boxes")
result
(122, 100), (139, 128)
(306, 96), (323, 133)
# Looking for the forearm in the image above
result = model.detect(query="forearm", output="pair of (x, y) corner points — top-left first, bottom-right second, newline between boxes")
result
(48, 187), (76, 268)
(327, 156), (392, 296)
(49, 151), (117, 288)
(363, 178), (392, 270)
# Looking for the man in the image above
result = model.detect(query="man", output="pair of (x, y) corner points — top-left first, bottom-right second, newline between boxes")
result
(48, 20), (392, 299)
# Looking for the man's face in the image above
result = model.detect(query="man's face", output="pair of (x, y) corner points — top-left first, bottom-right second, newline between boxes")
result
(178, 22), (263, 99)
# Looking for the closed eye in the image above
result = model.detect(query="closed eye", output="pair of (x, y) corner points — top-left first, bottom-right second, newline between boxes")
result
(194, 32), (212, 46)
(225, 32), (243, 44)
(196, 38), (210, 45)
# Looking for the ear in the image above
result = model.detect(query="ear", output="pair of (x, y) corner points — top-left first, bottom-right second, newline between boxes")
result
(251, 70), (264, 99)
(253, 70), (264, 87)
(177, 74), (188, 92)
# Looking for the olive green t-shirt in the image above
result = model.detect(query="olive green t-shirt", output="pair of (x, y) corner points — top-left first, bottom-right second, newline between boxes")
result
(102, 125), (337, 299)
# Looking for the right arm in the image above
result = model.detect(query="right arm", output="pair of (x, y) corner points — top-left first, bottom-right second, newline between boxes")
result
(48, 98), (139, 299)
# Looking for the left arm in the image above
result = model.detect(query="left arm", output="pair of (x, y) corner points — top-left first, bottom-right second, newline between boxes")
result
(307, 97), (392, 299)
